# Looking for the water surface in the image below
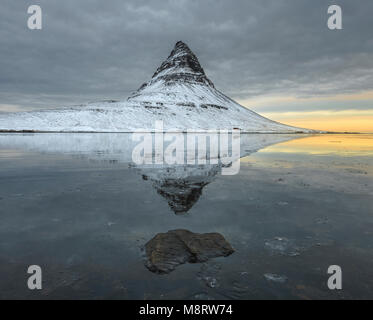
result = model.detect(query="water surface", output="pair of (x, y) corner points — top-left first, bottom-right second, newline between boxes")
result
(0, 133), (372, 299)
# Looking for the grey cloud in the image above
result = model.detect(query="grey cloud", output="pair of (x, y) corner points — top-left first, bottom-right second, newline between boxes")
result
(0, 0), (372, 112)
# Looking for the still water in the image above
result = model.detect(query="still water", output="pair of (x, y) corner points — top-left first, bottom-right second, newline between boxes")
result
(0, 133), (372, 299)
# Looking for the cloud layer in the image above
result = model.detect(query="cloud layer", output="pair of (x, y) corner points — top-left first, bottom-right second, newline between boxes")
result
(1, 0), (373, 112)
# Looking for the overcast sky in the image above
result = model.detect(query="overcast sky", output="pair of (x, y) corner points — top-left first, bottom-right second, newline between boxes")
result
(1, 0), (373, 115)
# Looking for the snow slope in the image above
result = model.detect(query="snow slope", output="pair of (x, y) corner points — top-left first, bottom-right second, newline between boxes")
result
(0, 41), (312, 133)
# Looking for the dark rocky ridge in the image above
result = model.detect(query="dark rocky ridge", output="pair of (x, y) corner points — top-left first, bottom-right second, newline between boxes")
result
(137, 41), (215, 91)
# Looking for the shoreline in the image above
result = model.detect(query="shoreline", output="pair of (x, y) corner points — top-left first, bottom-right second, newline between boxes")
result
(0, 130), (363, 134)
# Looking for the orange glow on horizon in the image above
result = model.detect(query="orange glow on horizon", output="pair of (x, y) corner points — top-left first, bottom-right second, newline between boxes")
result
(238, 91), (373, 133)
(261, 110), (373, 133)
(258, 134), (373, 157)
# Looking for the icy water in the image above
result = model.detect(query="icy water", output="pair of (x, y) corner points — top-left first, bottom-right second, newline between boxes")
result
(0, 133), (372, 300)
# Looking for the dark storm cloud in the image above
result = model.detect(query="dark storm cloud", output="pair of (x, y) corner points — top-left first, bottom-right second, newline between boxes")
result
(0, 0), (373, 111)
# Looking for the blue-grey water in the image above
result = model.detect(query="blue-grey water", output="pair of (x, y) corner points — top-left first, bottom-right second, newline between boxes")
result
(0, 133), (372, 299)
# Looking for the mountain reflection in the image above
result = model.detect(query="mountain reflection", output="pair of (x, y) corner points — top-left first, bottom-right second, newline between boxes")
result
(0, 133), (304, 213)
(139, 165), (220, 214)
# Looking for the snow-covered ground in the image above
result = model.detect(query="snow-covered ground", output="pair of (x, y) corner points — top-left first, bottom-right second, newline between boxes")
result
(0, 42), (312, 133)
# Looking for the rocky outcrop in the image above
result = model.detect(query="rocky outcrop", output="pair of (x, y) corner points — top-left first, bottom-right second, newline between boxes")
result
(149, 41), (215, 88)
(145, 229), (234, 274)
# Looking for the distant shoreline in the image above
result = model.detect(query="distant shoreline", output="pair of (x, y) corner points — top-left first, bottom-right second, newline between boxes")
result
(0, 130), (367, 134)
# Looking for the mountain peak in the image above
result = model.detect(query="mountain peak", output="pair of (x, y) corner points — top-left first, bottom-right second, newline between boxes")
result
(149, 41), (214, 87)
(172, 41), (194, 57)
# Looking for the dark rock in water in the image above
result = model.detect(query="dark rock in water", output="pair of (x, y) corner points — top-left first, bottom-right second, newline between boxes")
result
(145, 229), (234, 274)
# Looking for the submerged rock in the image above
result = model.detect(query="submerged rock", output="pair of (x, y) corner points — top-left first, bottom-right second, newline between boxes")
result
(197, 262), (222, 288)
(264, 273), (288, 283)
(191, 292), (216, 300)
(264, 237), (300, 257)
(145, 229), (234, 274)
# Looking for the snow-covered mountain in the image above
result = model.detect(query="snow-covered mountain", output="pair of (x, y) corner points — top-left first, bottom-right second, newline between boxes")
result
(0, 41), (311, 133)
